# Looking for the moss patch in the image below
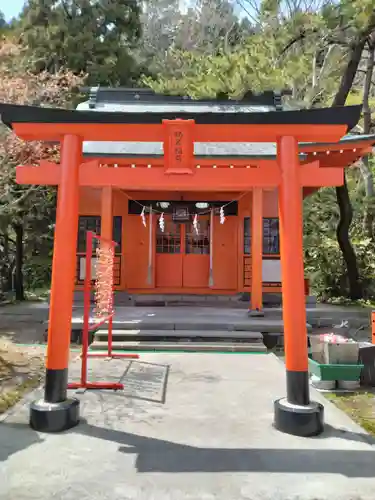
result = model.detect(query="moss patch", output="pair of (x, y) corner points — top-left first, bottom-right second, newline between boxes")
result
(0, 338), (44, 415)
(0, 376), (42, 414)
(326, 391), (375, 435)
(25, 287), (50, 302)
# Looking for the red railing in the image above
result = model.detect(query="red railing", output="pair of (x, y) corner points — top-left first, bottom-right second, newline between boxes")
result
(68, 230), (138, 391)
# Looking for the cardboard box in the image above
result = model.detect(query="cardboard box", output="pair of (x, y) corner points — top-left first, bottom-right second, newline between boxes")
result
(323, 341), (359, 365)
(309, 335), (325, 364)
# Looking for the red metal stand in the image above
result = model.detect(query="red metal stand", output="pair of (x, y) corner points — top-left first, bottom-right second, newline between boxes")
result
(68, 231), (138, 391)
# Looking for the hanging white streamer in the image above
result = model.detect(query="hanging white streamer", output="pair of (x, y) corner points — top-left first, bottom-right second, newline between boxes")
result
(159, 212), (165, 232)
(219, 206), (226, 224)
(209, 209), (214, 287)
(147, 206), (153, 285)
(193, 214), (199, 234)
(141, 206), (146, 227)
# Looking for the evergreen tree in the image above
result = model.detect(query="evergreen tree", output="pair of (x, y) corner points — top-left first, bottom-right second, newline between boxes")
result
(17, 0), (142, 85)
(0, 10), (9, 33)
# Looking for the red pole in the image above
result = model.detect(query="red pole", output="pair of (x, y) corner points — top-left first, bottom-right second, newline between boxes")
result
(278, 137), (309, 394)
(372, 311), (375, 344)
(68, 382), (124, 390)
(274, 135), (323, 437)
(250, 187), (263, 315)
(81, 231), (93, 387)
(108, 314), (113, 358)
(30, 134), (82, 433)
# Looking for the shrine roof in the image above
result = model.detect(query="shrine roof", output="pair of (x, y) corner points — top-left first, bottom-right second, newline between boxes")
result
(79, 86), (289, 110)
(0, 100), (360, 129)
(0, 87), (364, 148)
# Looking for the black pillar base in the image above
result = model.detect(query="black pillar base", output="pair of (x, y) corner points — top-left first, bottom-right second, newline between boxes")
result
(29, 397), (80, 433)
(273, 397), (324, 437)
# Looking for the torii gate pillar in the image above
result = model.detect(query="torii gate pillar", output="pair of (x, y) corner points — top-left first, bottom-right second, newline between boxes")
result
(30, 135), (82, 432)
(249, 187), (264, 316)
(274, 136), (324, 437)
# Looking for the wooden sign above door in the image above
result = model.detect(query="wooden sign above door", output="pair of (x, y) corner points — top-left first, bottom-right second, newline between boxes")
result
(172, 206), (190, 222)
(163, 119), (195, 175)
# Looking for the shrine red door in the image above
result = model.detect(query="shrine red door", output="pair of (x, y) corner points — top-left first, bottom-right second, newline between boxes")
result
(155, 217), (210, 288)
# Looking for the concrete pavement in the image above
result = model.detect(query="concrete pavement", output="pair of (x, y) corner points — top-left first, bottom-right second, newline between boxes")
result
(1, 352), (375, 499)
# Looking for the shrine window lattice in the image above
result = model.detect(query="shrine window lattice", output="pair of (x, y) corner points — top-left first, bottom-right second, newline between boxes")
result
(156, 219), (210, 255)
(77, 216), (122, 253)
(243, 217), (280, 288)
(243, 217), (280, 255)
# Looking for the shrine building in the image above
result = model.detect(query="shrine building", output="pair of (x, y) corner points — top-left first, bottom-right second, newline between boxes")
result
(73, 88), (374, 307)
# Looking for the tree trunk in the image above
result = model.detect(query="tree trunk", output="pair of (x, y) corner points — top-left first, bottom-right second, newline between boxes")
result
(14, 223), (25, 301)
(361, 156), (374, 239)
(332, 41), (367, 107)
(363, 42), (375, 134)
(331, 36), (369, 299)
(361, 39), (375, 239)
(336, 177), (362, 299)
(3, 230), (13, 292)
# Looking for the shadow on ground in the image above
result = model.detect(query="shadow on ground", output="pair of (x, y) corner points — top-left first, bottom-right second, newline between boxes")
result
(0, 422), (43, 462)
(72, 419), (373, 476)
(318, 423), (375, 446)
(1, 418), (375, 478)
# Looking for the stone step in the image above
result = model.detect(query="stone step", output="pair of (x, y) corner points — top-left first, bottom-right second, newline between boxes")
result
(82, 319), (291, 333)
(309, 320), (369, 329)
(133, 300), (249, 309)
(90, 340), (267, 353)
(306, 311), (371, 320)
(71, 310), (370, 326)
(73, 292), (316, 308)
(306, 315), (370, 328)
(94, 329), (264, 342)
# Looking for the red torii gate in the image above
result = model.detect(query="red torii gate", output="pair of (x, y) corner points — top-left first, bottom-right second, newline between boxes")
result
(0, 101), (365, 436)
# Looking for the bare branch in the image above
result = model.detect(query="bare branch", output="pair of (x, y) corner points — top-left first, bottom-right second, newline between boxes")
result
(0, 186), (43, 215)
(363, 37), (375, 134)
(232, 0), (259, 25)
(356, 68), (375, 87)
(279, 28), (319, 57)
(60, 0), (73, 20)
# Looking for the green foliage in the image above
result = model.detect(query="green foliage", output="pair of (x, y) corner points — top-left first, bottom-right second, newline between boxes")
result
(24, 258), (53, 290)
(304, 159), (375, 300)
(325, 391), (375, 436)
(144, 34), (289, 98)
(22, 190), (56, 290)
(17, 0), (142, 85)
(144, 0), (375, 107)
(143, 3), (347, 105)
(304, 188), (344, 298)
